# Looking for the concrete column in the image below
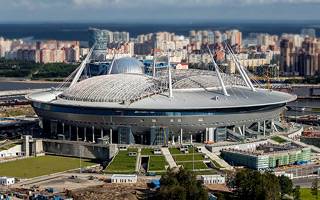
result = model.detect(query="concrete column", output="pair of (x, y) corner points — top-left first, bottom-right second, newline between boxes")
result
(190, 134), (193, 144)
(92, 126), (95, 143)
(242, 125), (246, 135)
(69, 125), (72, 140)
(110, 128), (113, 144)
(76, 127), (79, 141)
(263, 121), (266, 136)
(271, 119), (274, 134)
(100, 128), (104, 139)
(180, 128), (183, 144)
(62, 123), (65, 134)
(172, 135), (175, 145)
(205, 128), (208, 143)
(257, 122), (261, 133)
(178, 136), (180, 144)
(84, 127), (87, 142)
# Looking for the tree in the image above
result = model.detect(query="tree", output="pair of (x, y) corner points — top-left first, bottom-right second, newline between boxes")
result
(279, 175), (293, 198)
(231, 169), (281, 200)
(156, 167), (208, 200)
(293, 186), (301, 200)
(312, 178), (319, 200)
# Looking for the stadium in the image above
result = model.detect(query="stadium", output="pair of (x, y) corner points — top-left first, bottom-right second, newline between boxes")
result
(27, 47), (296, 145)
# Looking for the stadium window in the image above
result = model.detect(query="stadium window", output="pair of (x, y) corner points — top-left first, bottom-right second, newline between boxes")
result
(177, 118), (182, 122)
(198, 118), (204, 122)
(170, 119), (174, 122)
(152, 119), (157, 123)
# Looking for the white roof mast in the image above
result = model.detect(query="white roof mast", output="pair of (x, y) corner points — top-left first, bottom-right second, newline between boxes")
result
(152, 51), (157, 78)
(167, 53), (173, 98)
(70, 44), (95, 87)
(108, 43), (121, 75)
(226, 43), (256, 92)
(207, 45), (229, 96)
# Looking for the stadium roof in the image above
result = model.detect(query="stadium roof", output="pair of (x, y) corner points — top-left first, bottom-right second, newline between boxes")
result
(60, 69), (247, 103)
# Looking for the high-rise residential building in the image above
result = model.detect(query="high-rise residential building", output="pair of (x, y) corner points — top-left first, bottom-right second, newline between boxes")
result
(280, 36), (320, 76)
(0, 37), (13, 57)
(88, 28), (130, 60)
(228, 29), (242, 47)
(301, 28), (316, 38)
(207, 31), (215, 44)
(88, 28), (113, 50)
(297, 37), (319, 76)
(214, 31), (222, 44)
(280, 38), (295, 75)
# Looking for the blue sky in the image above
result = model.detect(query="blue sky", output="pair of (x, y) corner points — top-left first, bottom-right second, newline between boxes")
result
(0, 0), (319, 22)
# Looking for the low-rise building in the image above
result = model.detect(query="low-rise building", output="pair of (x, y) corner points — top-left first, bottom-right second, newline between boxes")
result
(201, 175), (225, 185)
(0, 177), (15, 185)
(0, 144), (23, 158)
(111, 174), (137, 183)
(221, 143), (311, 170)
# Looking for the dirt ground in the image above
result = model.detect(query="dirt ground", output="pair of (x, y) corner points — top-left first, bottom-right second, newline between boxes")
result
(70, 180), (155, 200)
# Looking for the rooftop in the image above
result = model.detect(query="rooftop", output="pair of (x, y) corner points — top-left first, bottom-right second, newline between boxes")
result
(222, 143), (307, 156)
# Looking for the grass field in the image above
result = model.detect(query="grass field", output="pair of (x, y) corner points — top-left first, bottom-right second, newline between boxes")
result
(0, 155), (97, 178)
(173, 154), (204, 162)
(169, 148), (182, 154)
(148, 156), (168, 171)
(177, 161), (208, 170)
(271, 136), (287, 144)
(169, 147), (197, 155)
(301, 188), (320, 200)
(106, 148), (137, 173)
(211, 159), (223, 169)
(0, 143), (19, 151)
(141, 148), (155, 155)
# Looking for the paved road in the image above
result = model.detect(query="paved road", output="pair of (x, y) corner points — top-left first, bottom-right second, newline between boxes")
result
(200, 146), (233, 170)
(293, 176), (319, 188)
(161, 147), (177, 168)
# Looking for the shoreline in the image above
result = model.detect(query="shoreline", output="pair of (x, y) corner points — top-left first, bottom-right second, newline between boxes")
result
(0, 78), (62, 84)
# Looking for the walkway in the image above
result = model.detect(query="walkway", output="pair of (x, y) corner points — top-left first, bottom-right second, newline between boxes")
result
(200, 146), (233, 171)
(161, 147), (177, 168)
(135, 148), (141, 173)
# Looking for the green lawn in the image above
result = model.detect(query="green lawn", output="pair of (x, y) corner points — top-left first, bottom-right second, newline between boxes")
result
(148, 156), (167, 171)
(173, 154), (204, 162)
(141, 148), (155, 156)
(301, 188), (320, 200)
(0, 143), (19, 151)
(211, 159), (223, 169)
(177, 161), (208, 170)
(169, 148), (182, 155)
(0, 155), (97, 178)
(271, 136), (287, 144)
(169, 147), (197, 155)
(106, 149), (137, 173)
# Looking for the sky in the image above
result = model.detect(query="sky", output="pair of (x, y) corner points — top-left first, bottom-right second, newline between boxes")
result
(0, 0), (319, 23)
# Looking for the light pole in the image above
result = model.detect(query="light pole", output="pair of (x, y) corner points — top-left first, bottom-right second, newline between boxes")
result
(79, 145), (82, 173)
(192, 142), (194, 172)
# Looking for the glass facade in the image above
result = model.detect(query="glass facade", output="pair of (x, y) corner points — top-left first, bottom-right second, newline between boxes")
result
(88, 28), (113, 50)
(33, 102), (285, 117)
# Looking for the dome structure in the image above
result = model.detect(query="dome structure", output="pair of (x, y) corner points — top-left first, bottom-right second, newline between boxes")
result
(110, 57), (144, 74)
(60, 74), (161, 103)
